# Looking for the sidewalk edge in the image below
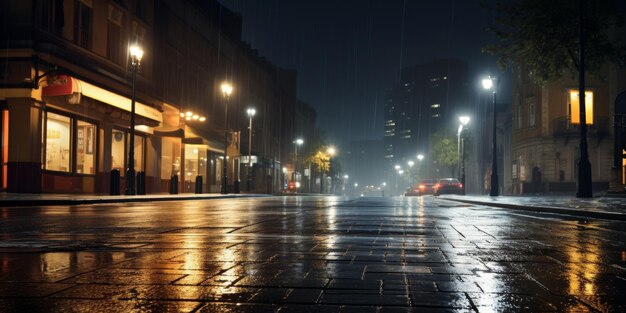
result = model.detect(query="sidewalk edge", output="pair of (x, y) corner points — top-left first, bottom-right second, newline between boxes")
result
(440, 198), (626, 221)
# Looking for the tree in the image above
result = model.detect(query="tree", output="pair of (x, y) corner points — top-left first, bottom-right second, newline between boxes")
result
(483, 0), (625, 85)
(430, 130), (458, 177)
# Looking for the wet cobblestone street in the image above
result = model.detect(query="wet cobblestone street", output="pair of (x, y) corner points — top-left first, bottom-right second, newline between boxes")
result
(0, 196), (625, 312)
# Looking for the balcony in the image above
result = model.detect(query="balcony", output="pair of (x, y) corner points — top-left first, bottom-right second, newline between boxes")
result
(552, 116), (610, 142)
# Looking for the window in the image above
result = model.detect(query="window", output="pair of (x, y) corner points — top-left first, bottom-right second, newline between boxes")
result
(184, 145), (207, 191)
(41, 0), (64, 34)
(161, 137), (181, 180)
(111, 131), (145, 175)
(135, 0), (150, 22)
(76, 120), (96, 174)
(73, 0), (93, 49)
(111, 129), (126, 175)
(131, 135), (144, 172)
(526, 97), (536, 127)
(517, 105), (523, 128)
(45, 113), (71, 172)
(107, 5), (123, 64)
(43, 112), (98, 174)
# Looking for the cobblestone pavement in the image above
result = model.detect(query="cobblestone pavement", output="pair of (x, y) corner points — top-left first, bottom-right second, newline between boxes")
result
(0, 196), (625, 312)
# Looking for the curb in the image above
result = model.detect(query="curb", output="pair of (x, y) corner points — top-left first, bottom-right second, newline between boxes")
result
(0, 194), (272, 207)
(440, 197), (626, 221)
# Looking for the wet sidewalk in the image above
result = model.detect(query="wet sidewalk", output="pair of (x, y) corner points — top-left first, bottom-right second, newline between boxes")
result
(0, 192), (270, 207)
(439, 194), (626, 221)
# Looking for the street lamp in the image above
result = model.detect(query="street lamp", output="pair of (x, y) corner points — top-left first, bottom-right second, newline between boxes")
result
(458, 116), (470, 195)
(125, 44), (143, 195)
(293, 138), (304, 193)
(221, 82), (233, 194)
(482, 76), (499, 197)
(326, 146), (336, 194)
(246, 108), (256, 192)
(417, 154), (424, 161)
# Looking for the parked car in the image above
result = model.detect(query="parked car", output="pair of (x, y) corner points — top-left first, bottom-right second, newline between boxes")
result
(404, 179), (437, 196)
(416, 179), (437, 195)
(434, 178), (463, 195)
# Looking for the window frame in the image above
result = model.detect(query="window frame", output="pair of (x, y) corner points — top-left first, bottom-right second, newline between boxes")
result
(42, 109), (98, 176)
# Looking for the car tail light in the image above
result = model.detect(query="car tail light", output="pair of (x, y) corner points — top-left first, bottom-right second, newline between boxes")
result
(434, 184), (440, 189)
(419, 184), (425, 189)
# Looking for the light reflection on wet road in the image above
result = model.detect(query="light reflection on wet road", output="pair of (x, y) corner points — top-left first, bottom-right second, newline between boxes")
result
(0, 196), (624, 312)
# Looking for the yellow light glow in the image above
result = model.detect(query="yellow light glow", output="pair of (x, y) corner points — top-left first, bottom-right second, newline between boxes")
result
(186, 111), (193, 117)
(570, 90), (594, 125)
(192, 115), (199, 120)
(199, 117), (206, 122)
(129, 45), (144, 62)
(180, 113), (185, 117)
(221, 82), (233, 96)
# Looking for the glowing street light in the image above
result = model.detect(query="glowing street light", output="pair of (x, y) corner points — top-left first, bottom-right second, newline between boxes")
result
(482, 76), (499, 196)
(246, 108), (256, 192)
(293, 138), (304, 193)
(125, 44), (144, 195)
(457, 116), (470, 195)
(221, 82), (233, 194)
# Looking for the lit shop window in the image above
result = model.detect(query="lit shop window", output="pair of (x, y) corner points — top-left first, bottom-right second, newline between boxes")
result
(76, 120), (96, 174)
(111, 129), (126, 176)
(45, 113), (71, 172)
(129, 134), (144, 172)
(161, 137), (181, 180)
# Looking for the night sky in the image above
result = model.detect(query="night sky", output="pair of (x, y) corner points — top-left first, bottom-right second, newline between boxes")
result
(220, 0), (503, 146)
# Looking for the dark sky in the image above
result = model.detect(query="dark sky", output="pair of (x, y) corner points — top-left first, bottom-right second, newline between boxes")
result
(220, 0), (502, 146)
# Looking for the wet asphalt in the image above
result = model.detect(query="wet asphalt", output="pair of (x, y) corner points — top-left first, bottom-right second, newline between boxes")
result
(0, 196), (624, 312)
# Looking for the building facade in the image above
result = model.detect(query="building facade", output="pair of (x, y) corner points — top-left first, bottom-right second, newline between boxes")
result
(384, 58), (470, 187)
(0, 0), (313, 194)
(509, 65), (626, 194)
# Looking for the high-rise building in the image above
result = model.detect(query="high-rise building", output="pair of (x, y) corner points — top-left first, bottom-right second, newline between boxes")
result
(384, 59), (470, 182)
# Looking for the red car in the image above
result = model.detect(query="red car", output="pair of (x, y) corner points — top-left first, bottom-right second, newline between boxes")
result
(405, 179), (437, 196)
(434, 178), (463, 195)
(417, 179), (437, 195)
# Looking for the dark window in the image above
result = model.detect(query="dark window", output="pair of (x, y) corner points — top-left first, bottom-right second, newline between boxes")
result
(73, 1), (92, 49)
(41, 0), (64, 34)
(135, 0), (149, 22)
(107, 21), (121, 64)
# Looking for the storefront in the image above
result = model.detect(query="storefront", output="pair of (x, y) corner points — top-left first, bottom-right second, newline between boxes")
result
(1, 74), (164, 194)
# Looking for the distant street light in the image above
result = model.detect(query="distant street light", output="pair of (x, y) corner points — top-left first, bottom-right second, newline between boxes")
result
(408, 161), (414, 167)
(417, 154), (424, 161)
(246, 108), (256, 192)
(457, 116), (470, 195)
(482, 76), (499, 197)
(125, 44), (143, 196)
(221, 82), (233, 194)
(327, 146), (336, 194)
(293, 138), (304, 193)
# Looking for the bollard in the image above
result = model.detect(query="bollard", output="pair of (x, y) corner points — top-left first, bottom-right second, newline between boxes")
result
(137, 171), (146, 195)
(170, 174), (179, 194)
(110, 169), (120, 195)
(195, 175), (203, 194)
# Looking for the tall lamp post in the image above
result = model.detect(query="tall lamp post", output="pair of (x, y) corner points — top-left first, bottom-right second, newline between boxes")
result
(221, 82), (233, 194)
(458, 116), (470, 195)
(326, 146), (336, 194)
(482, 76), (499, 197)
(577, 0), (592, 198)
(125, 44), (143, 195)
(246, 108), (256, 192)
(293, 138), (303, 193)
